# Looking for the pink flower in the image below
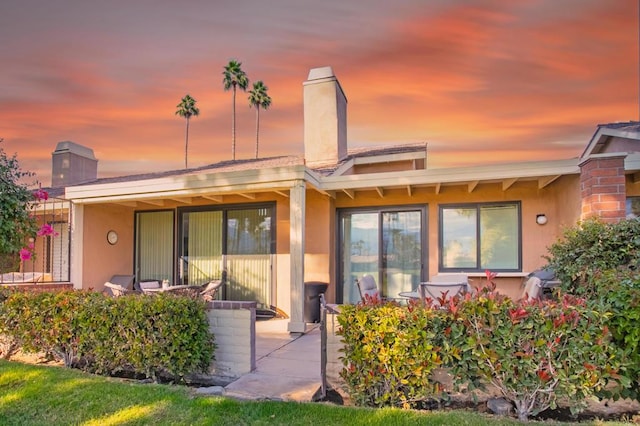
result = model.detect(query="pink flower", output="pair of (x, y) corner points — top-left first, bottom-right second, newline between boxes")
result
(33, 188), (49, 201)
(19, 248), (32, 261)
(37, 224), (59, 237)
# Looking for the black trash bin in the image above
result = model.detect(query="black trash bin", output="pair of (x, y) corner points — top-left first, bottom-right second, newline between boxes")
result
(304, 281), (328, 323)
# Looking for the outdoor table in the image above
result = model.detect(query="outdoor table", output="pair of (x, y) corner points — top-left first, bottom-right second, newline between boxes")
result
(144, 285), (191, 293)
(398, 290), (420, 299)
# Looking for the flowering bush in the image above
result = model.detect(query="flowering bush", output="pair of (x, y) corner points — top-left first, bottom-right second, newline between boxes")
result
(446, 287), (627, 421)
(0, 139), (39, 267)
(336, 272), (628, 421)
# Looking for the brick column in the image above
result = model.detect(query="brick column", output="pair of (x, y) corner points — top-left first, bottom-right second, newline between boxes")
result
(579, 155), (626, 223)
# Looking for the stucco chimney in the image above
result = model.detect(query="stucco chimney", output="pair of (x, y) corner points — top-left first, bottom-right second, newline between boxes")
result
(303, 66), (347, 166)
(51, 141), (98, 187)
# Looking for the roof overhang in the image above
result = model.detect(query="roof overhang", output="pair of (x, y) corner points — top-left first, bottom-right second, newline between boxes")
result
(320, 158), (580, 194)
(581, 125), (640, 159)
(65, 165), (314, 205)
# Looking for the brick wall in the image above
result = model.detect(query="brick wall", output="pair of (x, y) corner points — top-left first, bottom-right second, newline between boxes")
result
(580, 156), (627, 223)
(206, 300), (256, 378)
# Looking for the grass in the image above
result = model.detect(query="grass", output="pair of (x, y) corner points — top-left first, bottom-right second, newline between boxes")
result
(0, 360), (634, 426)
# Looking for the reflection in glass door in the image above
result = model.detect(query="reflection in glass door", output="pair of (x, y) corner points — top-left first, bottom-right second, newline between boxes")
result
(181, 210), (223, 286)
(226, 208), (273, 306)
(177, 204), (275, 307)
(339, 207), (425, 304)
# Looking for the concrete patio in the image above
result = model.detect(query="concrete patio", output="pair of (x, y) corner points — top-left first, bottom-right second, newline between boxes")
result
(222, 319), (323, 402)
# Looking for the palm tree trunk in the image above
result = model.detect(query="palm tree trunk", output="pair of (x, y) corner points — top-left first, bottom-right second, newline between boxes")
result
(185, 118), (190, 169)
(255, 108), (260, 159)
(232, 85), (236, 160)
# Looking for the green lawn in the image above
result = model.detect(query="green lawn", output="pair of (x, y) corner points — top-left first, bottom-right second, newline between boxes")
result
(0, 360), (631, 425)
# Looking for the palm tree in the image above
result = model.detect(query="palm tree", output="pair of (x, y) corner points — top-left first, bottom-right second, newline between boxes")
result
(222, 60), (249, 160)
(248, 81), (272, 159)
(175, 94), (200, 168)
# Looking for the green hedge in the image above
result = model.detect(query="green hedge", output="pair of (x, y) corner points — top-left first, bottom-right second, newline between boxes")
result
(545, 217), (640, 295)
(337, 301), (447, 408)
(0, 290), (215, 382)
(337, 286), (628, 421)
(544, 218), (640, 400)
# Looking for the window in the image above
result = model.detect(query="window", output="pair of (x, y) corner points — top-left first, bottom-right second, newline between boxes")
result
(178, 204), (275, 306)
(439, 202), (521, 272)
(337, 206), (426, 304)
(135, 210), (175, 283)
(626, 197), (640, 218)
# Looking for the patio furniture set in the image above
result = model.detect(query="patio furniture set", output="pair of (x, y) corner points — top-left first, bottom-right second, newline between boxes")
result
(356, 271), (559, 306)
(356, 273), (471, 307)
(103, 274), (223, 300)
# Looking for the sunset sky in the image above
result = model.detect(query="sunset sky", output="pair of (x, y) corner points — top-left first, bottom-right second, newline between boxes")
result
(1, 0), (637, 186)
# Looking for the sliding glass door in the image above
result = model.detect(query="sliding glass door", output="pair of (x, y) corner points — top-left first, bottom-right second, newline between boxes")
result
(178, 204), (275, 307)
(225, 207), (273, 304)
(181, 210), (223, 286)
(338, 207), (426, 304)
(135, 210), (174, 283)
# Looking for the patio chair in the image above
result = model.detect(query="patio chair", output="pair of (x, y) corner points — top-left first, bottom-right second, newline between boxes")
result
(520, 276), (543, 301)
(103, 282), (134, 297)
(109, 274), (135, 290)
(356, 274), (381, 302)
(419, 281), (468, 307)
(138, 280), (162, 293)
(199, 279), (224, 301)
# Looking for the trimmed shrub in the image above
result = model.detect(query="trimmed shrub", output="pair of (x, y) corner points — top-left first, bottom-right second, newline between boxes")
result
(0, 290), (215, 382)
(0, 290), (100, 366)
(336, 282), (627, 421)
(580, 267), (640, 400)
(0, 287), (19, 359)
(337, 299), (448, 408)
(80, 293), (215, 381)
(446, 287), (626, 421)
(545, 218), (640, 294)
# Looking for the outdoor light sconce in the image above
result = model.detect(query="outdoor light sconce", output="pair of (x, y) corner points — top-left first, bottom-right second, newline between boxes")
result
(536, 214), (548, 225)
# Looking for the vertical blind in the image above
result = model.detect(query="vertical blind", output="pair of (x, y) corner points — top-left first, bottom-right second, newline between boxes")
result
(136, 211), (174, 282)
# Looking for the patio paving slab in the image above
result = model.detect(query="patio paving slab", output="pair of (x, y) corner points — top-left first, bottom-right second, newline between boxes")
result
(223, 323), (322, 402)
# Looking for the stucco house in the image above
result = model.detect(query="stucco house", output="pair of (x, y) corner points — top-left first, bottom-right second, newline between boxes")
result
(18, 67), (640, 333)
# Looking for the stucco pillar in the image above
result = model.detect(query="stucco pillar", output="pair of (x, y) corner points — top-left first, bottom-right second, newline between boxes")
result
(70, 203), (84, 289)
(288, 180), (307, 333)
(579, 155), (626, 223)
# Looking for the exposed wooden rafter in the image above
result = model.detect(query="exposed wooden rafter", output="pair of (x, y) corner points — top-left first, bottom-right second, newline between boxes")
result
(435, 183), (441, 194)
(274, 190), (289, 198)
(407, 185), (413, 197)
(375, 187), (384, 198)
(202, 195), (223, 203)
(115, 201), (137, 207)
(141, 199), (165, 206)
(538, 175), (561, 189)
(342, 189), (355, 199)
(502, 178), (518, 191)
(170, 197), (192, 204)
(468, 181), (479, 193)
(237, 193), (256, 200)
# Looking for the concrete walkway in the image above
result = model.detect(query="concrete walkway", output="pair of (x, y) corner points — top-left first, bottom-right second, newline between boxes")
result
(223, 319), (322, 402)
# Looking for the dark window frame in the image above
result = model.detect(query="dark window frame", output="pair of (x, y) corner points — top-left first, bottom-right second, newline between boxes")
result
(335, 204), (428, 304)
(438, 201), (522, 273)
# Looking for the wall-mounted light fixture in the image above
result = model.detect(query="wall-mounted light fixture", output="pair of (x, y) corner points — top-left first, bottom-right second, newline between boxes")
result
(536, 214), (548, 225)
